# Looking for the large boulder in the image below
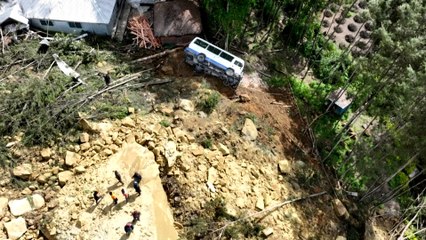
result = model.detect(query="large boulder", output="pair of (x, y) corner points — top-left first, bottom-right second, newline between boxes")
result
(12, 163), (32, 179)
(45, 143), (178, 240)
(4, 217), (27, 240)
(241, 118), (258, 140)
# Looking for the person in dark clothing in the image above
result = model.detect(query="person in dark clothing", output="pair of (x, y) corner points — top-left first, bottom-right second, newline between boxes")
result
(124, 222), (134, 235)
(132, 172), (142, 184)
(121, 188), (129, 203)
(104, 73), (111, 86)
(133, 181), (141, 196)
(131, 210), (141, 223)
(114, 170), (124, 185)
(93, 191), (102, 205)
(109, 192), (118, 205)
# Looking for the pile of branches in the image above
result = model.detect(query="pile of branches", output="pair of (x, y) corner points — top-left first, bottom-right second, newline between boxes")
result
(128, 16), (161, 49)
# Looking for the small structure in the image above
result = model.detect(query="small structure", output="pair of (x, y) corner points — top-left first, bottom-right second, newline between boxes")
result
(5, 0), (125, 36)
(326, 88), (352, 115)
(153, 0), (202, 46)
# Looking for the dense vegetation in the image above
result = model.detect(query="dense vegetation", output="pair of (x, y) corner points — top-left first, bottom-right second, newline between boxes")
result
(201, 0), (424, 239)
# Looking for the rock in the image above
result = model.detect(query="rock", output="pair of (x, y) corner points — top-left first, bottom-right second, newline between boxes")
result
(164, 141), (178, 168)
(32, 194), (45, 209)
(12, 163), (33, 179)
(58, 171), (73, 187)
(75, 166), (86, 174)
(256, 196), (265, 210)
(128, 107), (135, 114)
(206, 182), (216, 193)
(4, 217), (27, 240)
(207, 167), (218, 184)
(241, 118), (258, 140)
(191, 146), (204, 156)
(262, 227), (273, 237)
(37, 173), (50, 184)
(8, 198), (32, 216)
(172, 128), (186, 142)
(21, 188), (32, 195)
(103, 149), (113, 156)
(0, 197), (8, 217)
(333, 199), (350, 219)
(40, 148), (52, 160)
(179, 99), (195, 112)
(65, 151), (80, 167)
(121, 117), (136, 127)
(236, 198), (246, 208)
(80, 142), (91, 151)
(238, 94), (251, 103)
(79, 132), (90, 143)
(160, 106), (174, 116)
(336, 236), (346, 240)
(218, 143), (230, 156)
(295, 160), (306, 168)
(278, 160), (291, 174)
(6, 141), (17, 148)
(79, 118), (97, 133)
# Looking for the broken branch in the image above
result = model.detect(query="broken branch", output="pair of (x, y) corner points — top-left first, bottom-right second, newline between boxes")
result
(130, 48), (182, 63)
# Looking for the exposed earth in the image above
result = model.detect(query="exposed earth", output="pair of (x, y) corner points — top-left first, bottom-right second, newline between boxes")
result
(0, 49), (387, 239)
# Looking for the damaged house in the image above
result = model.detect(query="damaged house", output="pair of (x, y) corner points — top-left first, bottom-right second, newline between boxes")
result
(0, 0), (125, 36)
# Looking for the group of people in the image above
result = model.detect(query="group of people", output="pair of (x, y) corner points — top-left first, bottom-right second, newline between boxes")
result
(92, 170), (144, 236)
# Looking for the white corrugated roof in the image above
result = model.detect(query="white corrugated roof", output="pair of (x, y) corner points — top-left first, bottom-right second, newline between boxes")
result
(0, 2), (29, 25)
(19, 0), (116, 24)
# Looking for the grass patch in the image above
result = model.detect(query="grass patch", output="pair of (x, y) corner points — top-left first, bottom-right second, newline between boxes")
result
(197, 91), (220, 114)
(201, 138), (213, 149)
(159, 120), (171, 127)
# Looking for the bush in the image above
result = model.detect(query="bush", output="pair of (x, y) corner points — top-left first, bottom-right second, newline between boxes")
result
(198, 91), (220, 114)
(201, 138), (213, 149)
(159, 120), (171, 127)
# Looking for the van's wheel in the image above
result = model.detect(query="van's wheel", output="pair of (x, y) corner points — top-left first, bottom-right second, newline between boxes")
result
(196, 53), (206, 62)
(225, 68), (234, 76)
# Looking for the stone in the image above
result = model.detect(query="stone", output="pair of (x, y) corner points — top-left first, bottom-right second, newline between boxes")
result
(80, 143), (91, 151)
(191, 146), (204, 156)
(238, 94), (251, 103)
(79, 132), (90, 143)
(278, 160), (291, 174)
(121, 117), (136, 128)
(65, 151), (80, 167)
(103, 149), (113, 156)
(207, 167), (218, 184)
(21, 188), (32, 195)
(79, 118), (97, 133)
(336, 236), (346, 240)
(8, 198), (32, 216)
(333, 199), (349, 219)
(128, 107), (135, 114)
(172, 128), (186, 142)
(75, 166), (86, 174)
(295, 160), (306, 168)
(236, 198), (246, 208)
(164, 141), (178, 168)
(262, 227), (273, 237)
(32, 194), (45, 209)
(4, 217), (27, 240)
(12, 163), (32, 179)
(218, 143), (230, 156)
(178, 99), (195, 112)
(256, 196), (265, 210)
(160, 106), (174, 116)
(6, 141), (17, 148)
(241, 118), (258, 140)
(58, 171), (73, 187)
(40, 148), (52, 160)
(0, 197), (8, 217)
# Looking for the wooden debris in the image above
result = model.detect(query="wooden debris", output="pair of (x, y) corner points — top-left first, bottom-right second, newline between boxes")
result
(130, 48), (181, 63)
(128, 16), (161, 49)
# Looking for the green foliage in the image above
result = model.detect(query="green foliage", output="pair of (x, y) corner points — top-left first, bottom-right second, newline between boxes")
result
(266, 75), (287, 88)
(197, 91), (220, 114)
(201, 138), (213, 149)
(159, 120), (171, 127)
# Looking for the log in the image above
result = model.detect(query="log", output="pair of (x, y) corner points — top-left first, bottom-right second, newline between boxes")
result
(130, 48), (182, 63)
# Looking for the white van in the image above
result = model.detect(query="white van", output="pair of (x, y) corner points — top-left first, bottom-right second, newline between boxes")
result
(184, 37), (245, 88)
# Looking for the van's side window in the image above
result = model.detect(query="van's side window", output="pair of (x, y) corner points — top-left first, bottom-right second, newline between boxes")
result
(207, 45), (221, 55)
(220, 52), (234, 62)
(194, 39), (208, 48)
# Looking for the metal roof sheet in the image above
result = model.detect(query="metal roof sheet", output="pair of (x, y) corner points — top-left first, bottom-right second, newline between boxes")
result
(19, 0), (116, 24)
